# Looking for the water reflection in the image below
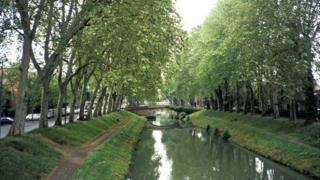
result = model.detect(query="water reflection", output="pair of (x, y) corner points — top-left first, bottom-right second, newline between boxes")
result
(151, 130), (172, 180)
(129, 128), (311, 180)
(151, 109), (176, 126)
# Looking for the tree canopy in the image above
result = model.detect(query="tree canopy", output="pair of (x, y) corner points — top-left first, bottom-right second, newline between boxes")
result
(164, 0), (320, 123)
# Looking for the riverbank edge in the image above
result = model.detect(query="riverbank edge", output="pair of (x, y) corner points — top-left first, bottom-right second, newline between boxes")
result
(0, 111), (136, 180)
(190, 110), (320, 179)
(71, 113), (146, 180)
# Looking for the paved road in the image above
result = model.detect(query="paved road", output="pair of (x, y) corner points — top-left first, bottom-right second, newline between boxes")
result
(0, 115), (79, 138)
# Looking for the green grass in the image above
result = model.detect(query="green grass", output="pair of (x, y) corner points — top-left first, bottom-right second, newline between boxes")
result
(0, 111), (140, 180)
(32, 111), (132, 146)
(0, 136), (60, 180)
(191, 110), (320, 178)
(72, 114), (146, 180)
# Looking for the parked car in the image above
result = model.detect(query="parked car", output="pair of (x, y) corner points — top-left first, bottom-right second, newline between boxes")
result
(0, 117), (14, 124)
(47, 109), (55, 118)
(74, 108), (80, 114)
(26, 113), (41, 121)
(84, 108), (89, 115)
(61, 108), (71, 116)
(120, 104), (127, 109)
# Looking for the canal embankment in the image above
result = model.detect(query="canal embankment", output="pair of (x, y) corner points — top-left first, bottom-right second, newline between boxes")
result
(71, 112), (146, 180)
(0, 111), (143, 180)
(190, 110), (320, 178)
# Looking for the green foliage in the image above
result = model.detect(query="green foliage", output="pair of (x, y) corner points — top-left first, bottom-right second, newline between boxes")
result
(79, 0), (183, 102)
(26, 74), (65, 111)
(0, 136), (60, 180)
(213, 128), (220, 136)
(222, 130), (231, 141)
(164, 0), (320, 120)
(300, 123), (320, 148)
(167, 106), (200, 114)
(71, 113), (146, 180)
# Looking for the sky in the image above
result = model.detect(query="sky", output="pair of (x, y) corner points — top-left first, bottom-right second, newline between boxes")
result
(175, 0), (218, 31)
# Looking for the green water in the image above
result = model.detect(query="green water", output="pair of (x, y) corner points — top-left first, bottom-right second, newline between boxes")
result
(128, 110), (312, 180)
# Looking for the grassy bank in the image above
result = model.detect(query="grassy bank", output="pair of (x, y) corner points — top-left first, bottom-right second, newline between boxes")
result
(0, 111), (136, 180)
(72, 113), (146, 180)
(191, 110), (320, 178)
(33, 111), (130, 146)
(0, 136), (60, 180)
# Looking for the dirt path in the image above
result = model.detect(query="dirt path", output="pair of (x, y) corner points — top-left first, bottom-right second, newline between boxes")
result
(44, 119), (130, 180)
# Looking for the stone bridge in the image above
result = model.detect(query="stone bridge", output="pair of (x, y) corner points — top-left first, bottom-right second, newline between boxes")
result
(125, 105), (168, 117)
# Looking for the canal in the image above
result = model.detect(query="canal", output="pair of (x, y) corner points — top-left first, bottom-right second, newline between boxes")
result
(128, 109), (311, 180)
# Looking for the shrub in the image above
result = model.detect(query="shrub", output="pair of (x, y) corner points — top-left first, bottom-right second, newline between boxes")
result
(213, 128), (220, 136)
(300, 123), (320, 148)
(230, 118), (238, 122)
(222, 130), (231, 141)
(206, 125), (211, 132)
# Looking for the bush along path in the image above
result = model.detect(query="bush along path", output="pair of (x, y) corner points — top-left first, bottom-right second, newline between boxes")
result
(190, 110), (320, 179)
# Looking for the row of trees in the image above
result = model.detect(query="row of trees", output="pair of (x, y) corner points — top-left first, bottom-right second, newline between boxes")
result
(164, 0), (320, 123)
(0, 0), (182, 135)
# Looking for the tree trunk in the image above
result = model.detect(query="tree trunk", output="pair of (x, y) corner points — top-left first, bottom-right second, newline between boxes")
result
(55, 88), (65, 126)
(258, 83), (267, 115)
(115, 95), (122, 111)
(102, 93), (109, 115)
(244, 85), (250, 114)
(204, 97), (210, 109)
(79, 71), (90, 120)
(112, 93), (119, 111)
(289, 101), (296, 120)
(94, 87), (106, 117)
(180, 99), (185, 106)
(118, 95), (124, 110)
(209, 94), (215, 110)
(69, 70), (82, 122)
(304, 68), (317, 124)
(293, 103), (297, 120)
(69, 91), (77, 122)
(98, 94), (107, 116)
(39, 78), (50, 128)
(10, 35), (31, 136)
(223, 79), (230, 111)
(115, 95), (120, 111)
(272, 90), (280, 119)
(79, 84), (87, 120)
(235, 83), (240, 112)
(248, 84), (255, 113)
(107, 92), (114, 113)
(215, 86), (223, 111)
(88, 79), (101, 119)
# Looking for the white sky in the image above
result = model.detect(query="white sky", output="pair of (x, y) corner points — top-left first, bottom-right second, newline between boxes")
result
(175, 0), (218, 31)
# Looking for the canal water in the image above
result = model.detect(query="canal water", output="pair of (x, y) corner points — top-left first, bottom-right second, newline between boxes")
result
(128, 109), (311, 180)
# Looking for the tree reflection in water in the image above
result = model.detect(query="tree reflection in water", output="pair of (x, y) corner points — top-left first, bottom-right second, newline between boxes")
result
(151, 130), (172, 180)
(129, 128), (311, 180)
